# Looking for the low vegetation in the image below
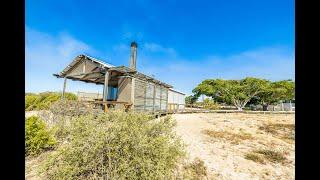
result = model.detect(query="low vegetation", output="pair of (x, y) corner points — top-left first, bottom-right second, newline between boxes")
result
(38, 110), (185, 179)
(245, 149), (287, 164)
(244, 153), (265, 164)
(25, 92), (77, 111)
(201, 98), (220, 110)
(259, 123), (295, 142)
(25, 116), (57, 156)
(254, 149), (287, 163)
(202, 129), (253, 144)
(181, 158), (208, 180)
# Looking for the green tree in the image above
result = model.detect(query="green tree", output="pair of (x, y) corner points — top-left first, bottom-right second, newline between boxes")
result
(257, 80), (295, 110)
(185, 95), (198, 104)
(193, 77), (270, 111)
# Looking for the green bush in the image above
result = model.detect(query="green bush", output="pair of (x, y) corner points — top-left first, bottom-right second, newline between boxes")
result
(182, 158), (208, 179)
(25, 116), (57, 156)
(25, 94), (39, 110)
(25, 92), (77, 111)
(49, 100), (103, 141)
(202, 98), (220, 110)
(40, 110), (185, 179)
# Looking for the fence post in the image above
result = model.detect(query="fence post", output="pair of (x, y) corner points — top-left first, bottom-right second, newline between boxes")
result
(289, 100), (292, 111)
(62, 77), (67, 99)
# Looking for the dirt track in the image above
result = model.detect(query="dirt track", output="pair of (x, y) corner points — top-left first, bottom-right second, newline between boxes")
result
(173, 113), (295, 180)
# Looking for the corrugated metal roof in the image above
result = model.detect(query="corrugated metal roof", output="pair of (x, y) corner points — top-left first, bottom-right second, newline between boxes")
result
(169, 88), (185, 95)
(84, 54), (115, 68)
(59, 54), (115, 76)
(56, 54), (173, 88)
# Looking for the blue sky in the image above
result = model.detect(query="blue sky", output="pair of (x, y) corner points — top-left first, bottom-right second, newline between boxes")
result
(26, 0), (294, 95)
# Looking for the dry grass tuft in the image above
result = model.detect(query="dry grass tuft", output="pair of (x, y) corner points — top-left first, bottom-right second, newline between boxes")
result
(244, 153), (265, 164)
(254, 149), (287, 163)
(202, 129), (253, 144)
(245, 149), (287, 164)
(259, 123), (295, 143)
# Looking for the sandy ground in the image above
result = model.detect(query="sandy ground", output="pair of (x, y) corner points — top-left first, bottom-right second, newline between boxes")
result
(173, 113), (295, 180)
(26, 112), (294, 179)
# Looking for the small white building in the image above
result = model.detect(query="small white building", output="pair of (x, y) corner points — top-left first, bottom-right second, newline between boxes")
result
(167, 89), (185, 112)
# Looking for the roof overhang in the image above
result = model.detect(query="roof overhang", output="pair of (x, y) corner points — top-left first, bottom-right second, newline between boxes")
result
(169, 88), (186, 95)
(54, 54), (173, 88)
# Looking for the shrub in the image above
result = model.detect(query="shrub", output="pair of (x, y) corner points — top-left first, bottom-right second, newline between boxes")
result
(25, 116), (57, 156)
(201, 98), (220, 110)
(48, 100), (103, 141)
(40, 111), (185, 179)
(25, 92), (77, 111)
(49, 100), (102, 118)
(182, 158), (208, 179)
(25, 94), (39, 110)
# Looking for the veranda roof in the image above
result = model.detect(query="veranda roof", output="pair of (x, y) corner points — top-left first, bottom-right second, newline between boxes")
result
(53, 54), (173, 88)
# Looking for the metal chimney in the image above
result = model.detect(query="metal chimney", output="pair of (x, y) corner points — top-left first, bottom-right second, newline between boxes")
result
(129, 41), (138, 70)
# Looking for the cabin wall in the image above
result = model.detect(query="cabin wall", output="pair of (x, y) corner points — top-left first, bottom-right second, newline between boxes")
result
(168, 90), (185, 112)
(133, 79), (168, 112)
(160, 87), (168, 111)
(117, 77), (132, 103)
(134, 79), (146, 111)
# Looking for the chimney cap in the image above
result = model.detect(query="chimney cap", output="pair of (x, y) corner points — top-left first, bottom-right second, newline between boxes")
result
(131, 41), (138, 48)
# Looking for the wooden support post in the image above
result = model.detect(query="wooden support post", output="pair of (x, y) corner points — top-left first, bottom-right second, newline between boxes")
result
(62, 77), (67, 99)
(104, 102), (108, 112)
(289, 100), (292, 111)
(144, 83), (147, 111)
(159, 86), (162, 111)
(153, 84), (156, 113)
(83, 60), (86, 73)
(131, 78), (135, 110)
(103, 70), (109, 112)
(166, 89), (169, 112)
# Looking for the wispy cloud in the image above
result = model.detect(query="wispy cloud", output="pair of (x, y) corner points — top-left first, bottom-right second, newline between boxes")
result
(137, 44), (295, 95)
(25, 27), (103, 93)
(26, 28), (294, 96)
(143, 42), (176, 56)
(120, 23), (144, 41)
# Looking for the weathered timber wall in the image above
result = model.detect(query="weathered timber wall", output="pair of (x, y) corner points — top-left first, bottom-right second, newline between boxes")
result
(133, 79), (168, 112)
(168, 89), (185, 112)
(117, 77), (132, 103)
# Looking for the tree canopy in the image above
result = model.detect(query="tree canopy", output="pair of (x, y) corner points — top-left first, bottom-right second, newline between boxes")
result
(192, 77), (294, 111)
(256, 79), (295, 106)
(185, 95), (198, 104)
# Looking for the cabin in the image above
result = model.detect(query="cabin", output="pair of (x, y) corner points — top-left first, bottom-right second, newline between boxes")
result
(54, 42), (185, 114)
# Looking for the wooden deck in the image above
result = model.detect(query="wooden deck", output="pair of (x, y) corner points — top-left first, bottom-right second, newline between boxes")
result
(176, 109), (295, 114)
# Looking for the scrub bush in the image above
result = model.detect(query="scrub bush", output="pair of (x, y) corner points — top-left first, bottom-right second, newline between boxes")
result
(202, 98), (220, 110)
(40, 110), (185, 179)
(182, 158), (208, 179)
(25, 116), (57, 156)
(25, 92), (77, 111)
(49, 100), (103, 141)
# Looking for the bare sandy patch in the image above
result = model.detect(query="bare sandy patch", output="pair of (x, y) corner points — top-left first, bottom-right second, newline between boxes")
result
(173, 113), (295, 180)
